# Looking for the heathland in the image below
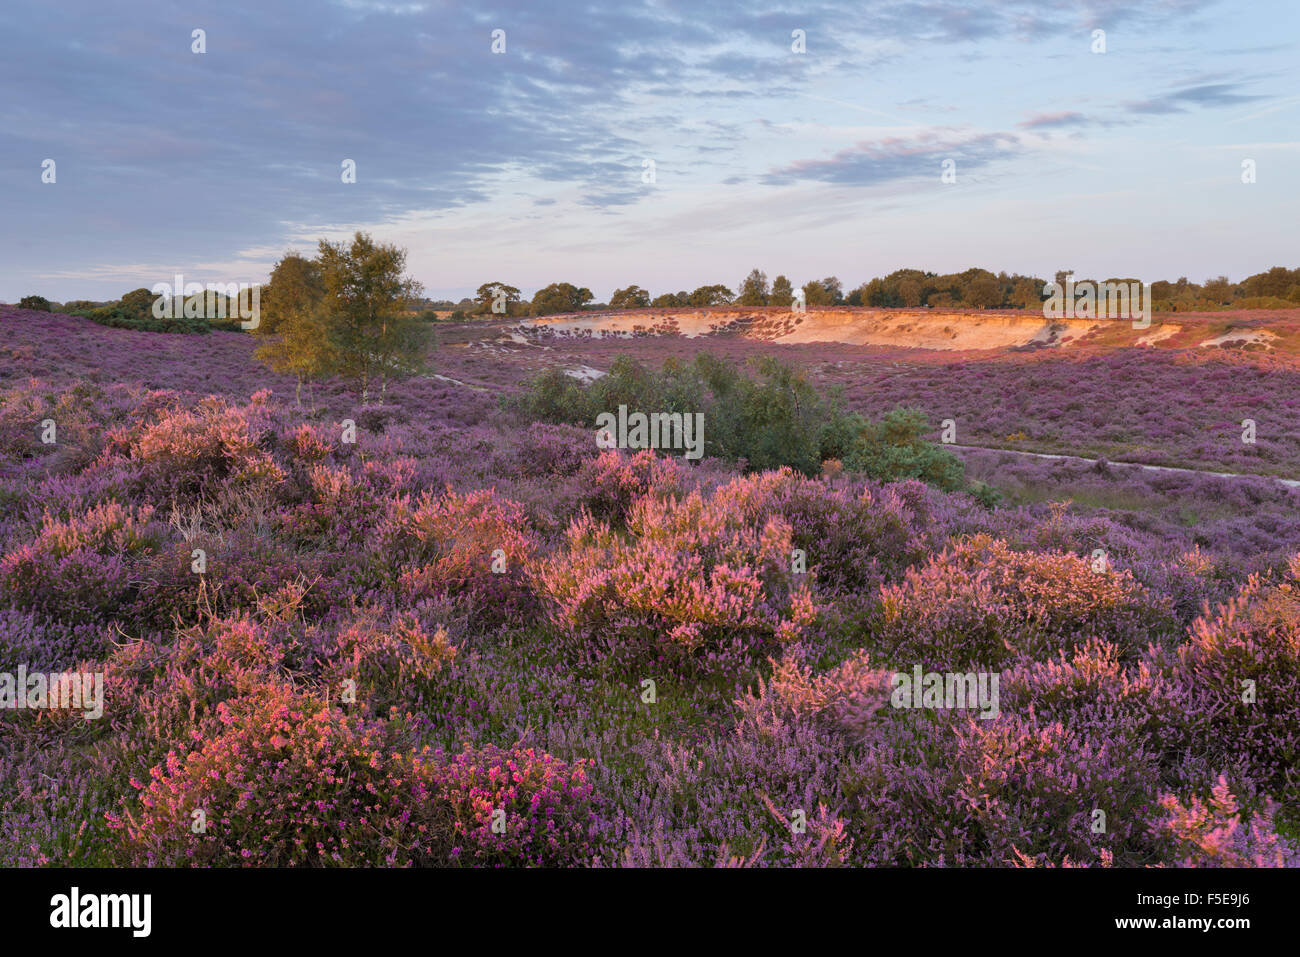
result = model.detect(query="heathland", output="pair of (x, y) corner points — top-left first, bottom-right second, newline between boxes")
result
(2, 296), (1300, 867)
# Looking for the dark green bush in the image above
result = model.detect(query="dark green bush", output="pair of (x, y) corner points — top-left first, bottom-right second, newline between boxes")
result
(839, 407), (967, 491)
(507, 354), (969, 491)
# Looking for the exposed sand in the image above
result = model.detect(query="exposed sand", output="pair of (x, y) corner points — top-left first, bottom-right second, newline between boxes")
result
(771, 310), (1089, 349)
(1197, 329), (1277, 348)
(565, 365), (607, 383)
(1137, 325), (1180, 346)
(520, 309), (1128, 351)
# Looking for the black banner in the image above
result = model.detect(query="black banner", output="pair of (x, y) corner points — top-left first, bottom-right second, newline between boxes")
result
(1, 866), (1290, 943)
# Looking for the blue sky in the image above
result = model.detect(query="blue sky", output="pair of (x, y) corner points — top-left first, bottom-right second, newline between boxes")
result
(2, 0), (1297, 303)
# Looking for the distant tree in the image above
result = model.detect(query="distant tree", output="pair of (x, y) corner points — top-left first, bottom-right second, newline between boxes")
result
(966, 275), (1002, 308)
(19, 295), (52, 311)
(737, 269), (769, 306)
(896, 278), (922, 307)
(610, 284), (651, 309)
(687, 284), (734, 306)
(531, 282), (594, 316)
(1201, 276), (1233, 304)
(802, 277), (842, 307)
(317, 232), (426, 403)
(1240, 266), (1295, 299)
(475, 281), (522, 315)
(118, 288), (157, 321)
(1010, 277), (1042, 310)
(651, 292), (683, 308)
(1149, 280), (1174, 303)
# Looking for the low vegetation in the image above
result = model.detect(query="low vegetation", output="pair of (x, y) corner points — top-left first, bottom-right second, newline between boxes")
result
(508, 353), (969, 490)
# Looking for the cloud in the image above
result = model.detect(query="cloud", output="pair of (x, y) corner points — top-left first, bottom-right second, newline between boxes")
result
(761, 130), (1021, 187)
(1017, 111), (1091, 129)
(1126, 83), (1270, 115)
(0, 0), (1290, 300)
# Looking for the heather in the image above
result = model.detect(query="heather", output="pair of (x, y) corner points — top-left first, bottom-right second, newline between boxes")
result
(3, 307), (1300, 867)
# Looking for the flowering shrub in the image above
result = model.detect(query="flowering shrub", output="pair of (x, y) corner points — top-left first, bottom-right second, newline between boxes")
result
(874, 535), (1177, 670)
(535, 474), (817, 658)
(765, 474), (934, 596)
(575, 448), (686, 525)
(372, 487), (536, 620)
(0, 502), (167, 622)
(109, 682), (604, 867)
(736, 648), (891, 743)
(1173, 574), (1300, 806)
(124, 392), (286, 500)
(108, 682), (424, 866)
(1148, 776), (1300, 867)
(425, 744), (605, 867)
(319, 610), (459, 717)
(840, 703), (1164, 867)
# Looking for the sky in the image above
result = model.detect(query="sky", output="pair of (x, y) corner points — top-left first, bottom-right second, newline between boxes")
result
(2, 0), (1298, 303)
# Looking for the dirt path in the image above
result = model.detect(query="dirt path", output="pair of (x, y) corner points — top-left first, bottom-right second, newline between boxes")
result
(948, 444), (1300, 488)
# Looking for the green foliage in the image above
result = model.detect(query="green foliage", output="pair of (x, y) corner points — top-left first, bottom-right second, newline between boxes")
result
(802, 277), (842, 307)
(65, 287), (218, 334)
(531, 282), (593, 316)
(651, 291), (687, 308)
(259, 254), (322, 336)
(969, 481), (1002, 509)
(687, 285), (733, 307)
(507, 367), (592, 424)
(475, 282), (522, 315)
(19, 295), (52, 311)
(508, 354), (968, 490)
(610, 285), (651, 309)
(255, 252), (333, 405)
(851, 268), (1047, 310)
(317, 232), (427, 402)
(769, 275), (794, 307)
(737, 269), (769, 306)
(837, 407), (967, 491)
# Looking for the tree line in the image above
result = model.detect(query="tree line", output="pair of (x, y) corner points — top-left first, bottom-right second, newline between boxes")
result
(458, 265), (1300, 317)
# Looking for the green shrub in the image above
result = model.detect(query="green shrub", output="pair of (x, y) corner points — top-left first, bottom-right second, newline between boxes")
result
(838, 408), (966, 491)
(18, 295), (52, 311)
(507, 355), (967, 490)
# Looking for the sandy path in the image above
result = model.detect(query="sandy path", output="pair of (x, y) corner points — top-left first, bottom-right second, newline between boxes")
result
(948, 444), (1300, 488)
